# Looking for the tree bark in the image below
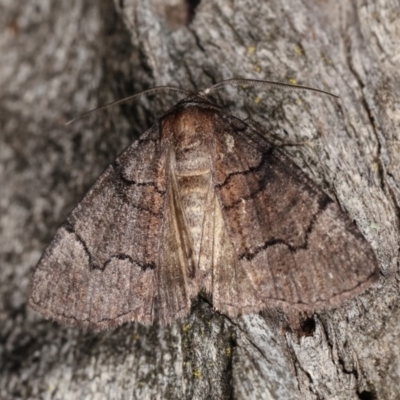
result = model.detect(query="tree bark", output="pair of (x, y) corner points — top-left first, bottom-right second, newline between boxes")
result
(1, 0), (399, 399)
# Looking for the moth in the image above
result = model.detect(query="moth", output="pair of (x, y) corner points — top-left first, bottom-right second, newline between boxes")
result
(29, 79), (380, 329)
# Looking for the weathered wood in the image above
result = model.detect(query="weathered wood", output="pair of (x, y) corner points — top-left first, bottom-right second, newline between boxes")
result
(0, 0), (399, 399)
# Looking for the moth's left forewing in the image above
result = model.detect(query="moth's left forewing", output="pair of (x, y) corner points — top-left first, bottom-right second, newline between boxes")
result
(30, 126), (165, 329)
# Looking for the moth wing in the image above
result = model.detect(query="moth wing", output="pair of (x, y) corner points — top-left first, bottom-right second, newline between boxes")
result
(155, 150), (197, 324)
(29, 125), (188, 329)
(211, 116), (379, 314)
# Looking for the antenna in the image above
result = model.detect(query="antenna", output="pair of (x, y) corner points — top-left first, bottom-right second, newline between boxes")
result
(201, 78), (339, 99)
(66, 79), (338, 125)
(66, 86), (192, 125)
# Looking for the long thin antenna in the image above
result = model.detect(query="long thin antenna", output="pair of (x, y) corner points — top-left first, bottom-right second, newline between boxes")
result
(66, 79), (338, 126)
(66, 86), (192, 125)
(201, 78), (339, 99)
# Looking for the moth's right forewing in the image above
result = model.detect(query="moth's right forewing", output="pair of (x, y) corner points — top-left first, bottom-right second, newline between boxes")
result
(211, 114), (379, 314)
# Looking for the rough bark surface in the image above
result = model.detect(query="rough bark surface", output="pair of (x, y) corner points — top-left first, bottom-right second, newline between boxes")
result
(0, 0), (399, 399)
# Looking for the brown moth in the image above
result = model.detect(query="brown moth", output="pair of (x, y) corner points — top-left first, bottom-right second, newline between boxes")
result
(29, 80), (380, 330)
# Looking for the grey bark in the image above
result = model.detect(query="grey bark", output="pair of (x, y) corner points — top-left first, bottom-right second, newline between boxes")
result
(0, 0), (399, 399)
